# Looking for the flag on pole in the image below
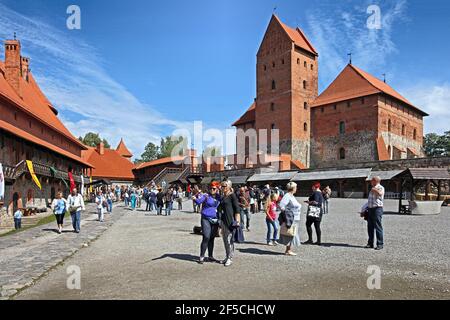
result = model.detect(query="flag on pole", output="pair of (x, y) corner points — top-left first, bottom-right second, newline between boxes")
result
(68, 171), (75, 192)
(26, 160), (42, 190)
(0, 163), (5, 200)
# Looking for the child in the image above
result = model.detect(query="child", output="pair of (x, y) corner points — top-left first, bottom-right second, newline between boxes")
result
(265, 193), (279, 246)
(14, 209), (23, 230)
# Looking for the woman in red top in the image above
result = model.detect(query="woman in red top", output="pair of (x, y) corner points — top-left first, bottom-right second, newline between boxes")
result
(265, 193), (279, 246)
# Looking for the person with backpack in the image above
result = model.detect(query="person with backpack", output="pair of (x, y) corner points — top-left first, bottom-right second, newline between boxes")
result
(67, 187), (85, 233)
(51, 191), (68, 234)
(193, 181), (221, 264)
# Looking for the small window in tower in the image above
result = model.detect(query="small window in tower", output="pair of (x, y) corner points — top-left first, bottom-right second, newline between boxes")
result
(271, 80), (276, 90)
(264, 65), (267, 71)
(272, 62), (275, 68)
(413, 128), (417, 140)
(339, 148), (346, 160)
(402, 124), (406, 135)
(304, 61), (307, 68)
(270, 103), (275, 111)
(271, 123), (276, 130)
(311, 64), (314, 70)
(339, 121), (345, 135)
(304, 102), (308, 110)
(333, 104), (337, 110)
(388, 119), (392, 132)
(304, 122), (308, 131)
(297, 58), (300, 64)
(282, 59), (285, 65)
(303, 80), (307, 89)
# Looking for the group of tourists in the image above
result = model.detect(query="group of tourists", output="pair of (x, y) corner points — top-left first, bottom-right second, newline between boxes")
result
(120, 184), (184, 216)
(193, 176), (385, 267)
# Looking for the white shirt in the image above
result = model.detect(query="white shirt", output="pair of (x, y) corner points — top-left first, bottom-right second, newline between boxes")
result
(279, 193), (302, 221)
(67, 193), (85, 212)
(368, 184), (385, 208)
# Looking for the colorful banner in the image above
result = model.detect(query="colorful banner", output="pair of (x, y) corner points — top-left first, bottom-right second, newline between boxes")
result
(26, 160), (42, 190)
(89, 175), (93, 193)
(81, 174), (85, 196)
(68, 171), (75, 192)
(0, 163), (5, 200)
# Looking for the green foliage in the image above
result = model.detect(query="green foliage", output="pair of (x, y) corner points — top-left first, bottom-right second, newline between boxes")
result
(203, 146), (222, 157)
(79, 132), (111, 148)
(424, 131), (450, 157)
(138, 136), (188, 162)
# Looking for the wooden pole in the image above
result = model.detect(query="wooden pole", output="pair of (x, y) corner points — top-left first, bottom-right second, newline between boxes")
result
(398, 178), (403, 214)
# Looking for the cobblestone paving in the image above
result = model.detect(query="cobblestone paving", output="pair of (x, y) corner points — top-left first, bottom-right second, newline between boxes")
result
(14, 199), (450, 300)
(0, 203), (126, 299)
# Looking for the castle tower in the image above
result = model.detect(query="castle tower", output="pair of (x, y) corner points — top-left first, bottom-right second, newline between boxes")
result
(255, 15), (318, 167)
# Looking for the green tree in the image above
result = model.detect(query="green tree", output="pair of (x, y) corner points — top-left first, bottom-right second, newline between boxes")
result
(79, 132), (110, 148)
(159, 136), (187, 158)
(424, 132), (450, 157)
(140, 142), (160, 162)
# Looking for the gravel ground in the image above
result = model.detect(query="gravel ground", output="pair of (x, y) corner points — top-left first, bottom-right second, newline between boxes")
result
(15, 199), (450, 300)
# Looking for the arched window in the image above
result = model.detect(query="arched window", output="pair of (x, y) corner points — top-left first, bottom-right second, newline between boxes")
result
(388, 119), (392, 132)
(304, 122), (308, 131)
(272, 61), (275, 68)
(304, 102), (308, 110)
(402, 124), (406, 135)
(413, 128), (417, 140)
(297, 58), (300, 64)
(271, 80), (276, 90)
(271, 123), (276, 130)
(281, 59), (285, 65)
(339, 148), (346, 160)
(263, 65), (267, 71)
(303, 80), (307, 89)
(311, 64), (314, 70)
(270, 102), (275, 111)
(304, 61), (307, 68)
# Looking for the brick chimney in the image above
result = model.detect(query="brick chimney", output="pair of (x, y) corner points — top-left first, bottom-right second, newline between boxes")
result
(21, 56), (30, 82)
(4, 39), (22, 97)
(96, 142), (105, 155)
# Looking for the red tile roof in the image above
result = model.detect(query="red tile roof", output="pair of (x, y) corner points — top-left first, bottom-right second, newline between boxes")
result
(134, 156), (187, 171)
(274, 15), (318, 55)
(232, 102), (256, 127)
(0, 119), (93, 167)
(0, 61), (88, 149)
(311, 64), (428, 116)
(116, 138), (133, 158)
(82, 147), (134, 180)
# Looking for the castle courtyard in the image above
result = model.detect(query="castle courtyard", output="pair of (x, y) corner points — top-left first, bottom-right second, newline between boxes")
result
(1, 199), (447, 300)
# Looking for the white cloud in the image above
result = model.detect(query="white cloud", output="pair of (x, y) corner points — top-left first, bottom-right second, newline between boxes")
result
(0, 2), (194, 158)
(402, 84), (450, 134)
(306, 0), (408, 88)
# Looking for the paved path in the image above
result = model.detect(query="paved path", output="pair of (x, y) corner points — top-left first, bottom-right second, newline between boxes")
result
(12, 199), (450, 300)
(0, 203), (125, 299)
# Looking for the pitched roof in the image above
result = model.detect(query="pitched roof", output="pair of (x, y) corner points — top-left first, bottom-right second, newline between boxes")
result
(82, 147), (134, 180)
(116, 138), (133, 158)
(0, 61), (88, 149)
(134, 156), (187, 171)
(232, 102), (256, 127)
(273, 15), (318, 55)
(0, 119), (93, 167)
(311, 64), (428, 116)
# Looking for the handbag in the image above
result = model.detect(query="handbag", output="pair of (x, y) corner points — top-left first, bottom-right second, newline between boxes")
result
(307, 205), (321, 219)
(280, 222), (296, 237)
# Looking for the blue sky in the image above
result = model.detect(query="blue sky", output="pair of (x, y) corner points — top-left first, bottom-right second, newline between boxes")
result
(0, 0), (449, 157)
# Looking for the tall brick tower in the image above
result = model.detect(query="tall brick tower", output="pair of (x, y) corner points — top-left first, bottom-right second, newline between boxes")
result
(255, 15), (318, 167)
